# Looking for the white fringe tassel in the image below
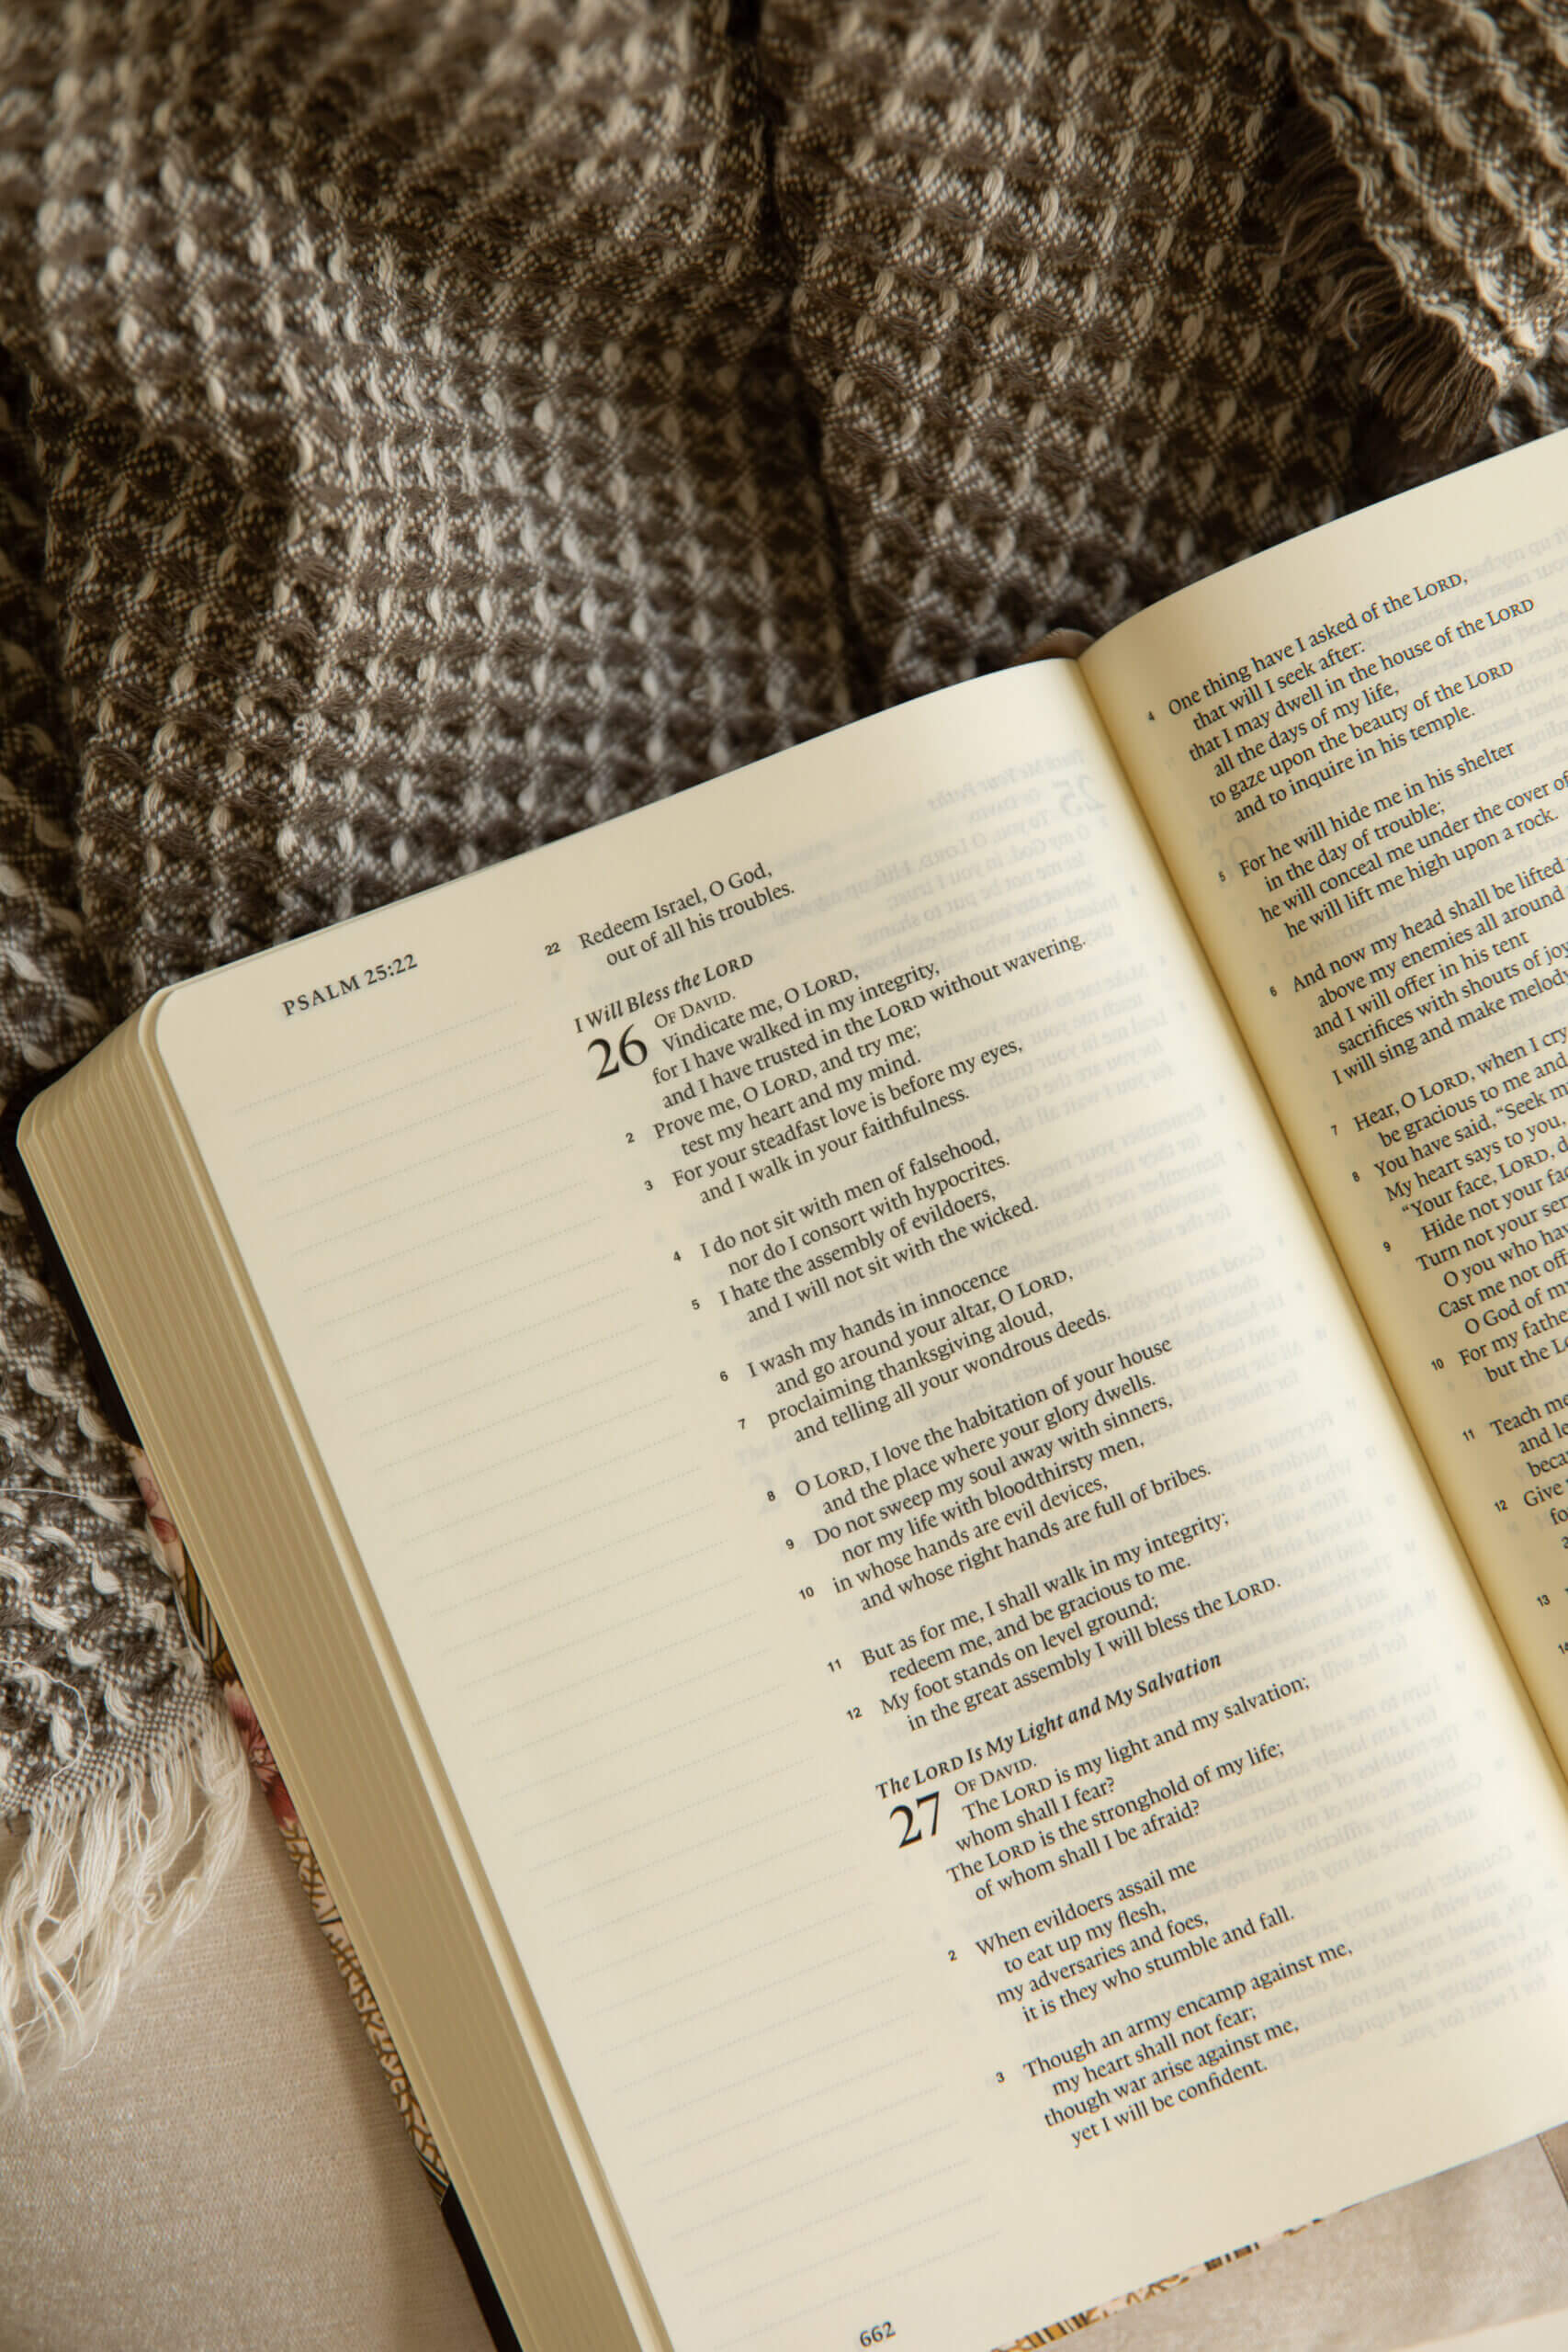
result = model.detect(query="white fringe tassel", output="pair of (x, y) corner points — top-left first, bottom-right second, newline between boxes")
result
(0, 1702), (251, 2105)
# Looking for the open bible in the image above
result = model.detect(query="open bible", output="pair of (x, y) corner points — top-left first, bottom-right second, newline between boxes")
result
(15, 429), (1568, 2352)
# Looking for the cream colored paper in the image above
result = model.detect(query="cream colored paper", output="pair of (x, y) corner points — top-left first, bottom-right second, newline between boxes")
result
(145, 659), (1568, 2352)
(1087, 430), (1568, 1770)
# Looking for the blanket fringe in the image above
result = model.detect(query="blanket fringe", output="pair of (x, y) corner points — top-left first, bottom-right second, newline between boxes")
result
(1276, 116), (1500, 462)
(0, 1702), (250, 2105)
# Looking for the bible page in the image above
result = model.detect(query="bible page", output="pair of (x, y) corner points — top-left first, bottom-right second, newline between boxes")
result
(151, 657), (1568, 2352)
(1085, 429), (1568, 1767)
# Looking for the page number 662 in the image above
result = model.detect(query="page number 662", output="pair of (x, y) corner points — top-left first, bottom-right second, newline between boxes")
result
(859, 2327), (896, 2346)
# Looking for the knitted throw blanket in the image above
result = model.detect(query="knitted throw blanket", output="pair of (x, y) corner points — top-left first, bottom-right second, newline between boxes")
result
(2, 0), (1566, 2095)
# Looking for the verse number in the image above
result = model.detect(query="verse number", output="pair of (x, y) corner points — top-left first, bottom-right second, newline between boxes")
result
(859, 2328), (897, 2347)
(587, 1026), (649, 1079)
(361, 953), (418, 988)
(890, 1792), (938, 1848)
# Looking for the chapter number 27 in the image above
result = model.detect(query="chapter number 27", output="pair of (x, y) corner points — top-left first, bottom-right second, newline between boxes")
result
(889, 1793), (937, 1847)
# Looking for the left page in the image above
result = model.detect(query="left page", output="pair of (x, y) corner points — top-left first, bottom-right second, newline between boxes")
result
(149, 662), (1568, 2352)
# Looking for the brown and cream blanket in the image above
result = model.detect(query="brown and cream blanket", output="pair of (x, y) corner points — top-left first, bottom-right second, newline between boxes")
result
(2, 0), (1566, 2091)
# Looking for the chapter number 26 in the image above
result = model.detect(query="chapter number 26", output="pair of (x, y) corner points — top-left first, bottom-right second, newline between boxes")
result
(587, 1026), (648, 1079)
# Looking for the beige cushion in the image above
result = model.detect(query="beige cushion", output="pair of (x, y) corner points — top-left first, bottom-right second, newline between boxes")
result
(0, 1780), (491, 2352)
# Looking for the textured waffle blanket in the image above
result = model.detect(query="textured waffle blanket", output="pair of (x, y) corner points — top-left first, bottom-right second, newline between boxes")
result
(2, 0), (1566, 2090)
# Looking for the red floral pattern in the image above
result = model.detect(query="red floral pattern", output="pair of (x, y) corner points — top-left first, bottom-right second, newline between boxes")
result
(222, 1683), (296, 1827)
(129, 1445), (448, 2188)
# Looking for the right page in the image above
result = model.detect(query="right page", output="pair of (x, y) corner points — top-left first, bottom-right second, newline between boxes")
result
(1085, 431), (1568, 1761)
